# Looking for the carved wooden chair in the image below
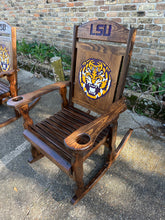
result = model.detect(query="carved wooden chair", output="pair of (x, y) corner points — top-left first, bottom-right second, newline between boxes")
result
(0, 21), (20, 127)
(8, 20), (136, 204)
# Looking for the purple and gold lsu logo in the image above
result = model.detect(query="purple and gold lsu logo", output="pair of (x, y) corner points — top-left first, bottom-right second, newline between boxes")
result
(79, 58), (112, 100)
(0, 44), (10, 72)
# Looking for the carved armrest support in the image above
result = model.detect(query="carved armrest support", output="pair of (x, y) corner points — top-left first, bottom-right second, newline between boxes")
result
(7, 81), (70, 110)
(64, 97), (127, 151)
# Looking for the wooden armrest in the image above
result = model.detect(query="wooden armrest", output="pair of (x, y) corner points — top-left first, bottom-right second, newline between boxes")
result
(64, 97), (127, 151)
(0, 69), (16, 78)
(7, 81), (70, 109)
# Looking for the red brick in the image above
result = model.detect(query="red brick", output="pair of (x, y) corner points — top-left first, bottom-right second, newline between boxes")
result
(64, 27), (71, 30)
(107, 12), (118, 17)
(67, 3), (74, 7)
(34, 13), (40, 17)
(70, 18), (78, 22)
(75, 2), (83, 7)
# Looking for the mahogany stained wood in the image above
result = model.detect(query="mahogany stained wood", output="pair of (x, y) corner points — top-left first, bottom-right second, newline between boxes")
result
(77, 20), (129, 43)
(0, 22), (19, 127)
(7, 19), (136, 204)
(73, 42), (123, 114)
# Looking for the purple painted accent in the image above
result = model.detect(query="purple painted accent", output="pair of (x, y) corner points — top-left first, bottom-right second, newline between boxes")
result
(90, 24), (112, 37)
(96, 24), (104, 36)
(90, 24), (95, 35)
(103, 25), (112, 36)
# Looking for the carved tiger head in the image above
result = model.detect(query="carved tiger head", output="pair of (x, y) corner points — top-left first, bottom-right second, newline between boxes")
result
(0, 44), (10, 72)
(79, 58), (111, 100)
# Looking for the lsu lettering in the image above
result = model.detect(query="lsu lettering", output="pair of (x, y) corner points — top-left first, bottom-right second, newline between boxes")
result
(90, 24), (112, 37)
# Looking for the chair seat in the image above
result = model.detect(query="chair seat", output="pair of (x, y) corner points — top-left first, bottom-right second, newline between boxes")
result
(0, 80), (10, 96)
(24, 106), (109, 175)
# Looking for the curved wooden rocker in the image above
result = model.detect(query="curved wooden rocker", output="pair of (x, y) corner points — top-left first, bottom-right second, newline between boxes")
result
(8, 19), (136, 204)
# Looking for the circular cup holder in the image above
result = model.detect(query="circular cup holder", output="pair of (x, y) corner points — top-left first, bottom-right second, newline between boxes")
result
(12, 96), (23, 102)
(76, 133), (90, 145)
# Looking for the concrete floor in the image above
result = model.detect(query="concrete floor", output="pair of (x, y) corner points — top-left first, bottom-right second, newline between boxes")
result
(0, 70), (164, 220)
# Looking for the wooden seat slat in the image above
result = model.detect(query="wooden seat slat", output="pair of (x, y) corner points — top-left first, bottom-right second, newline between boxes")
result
(59, 111), (87, 126)
(32, 124), (65, 149)
(67, 106), (96, 120)
(62, 108), (93, 124)
(49, 116), (75, 133)
(52, 114), (80, 130)
(41, 121), (69, 137)
(36, 123), (66, 142)
(29, 126), (72, 162)
(24, 129), (72, 175)
(45, 118), (71, 135)
(0, 81), (10, 94)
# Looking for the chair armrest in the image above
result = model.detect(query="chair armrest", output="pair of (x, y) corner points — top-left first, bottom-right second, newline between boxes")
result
(0, 69), (16, 78)
(64, 97), (127, 151)
(7, 81), (70, 109)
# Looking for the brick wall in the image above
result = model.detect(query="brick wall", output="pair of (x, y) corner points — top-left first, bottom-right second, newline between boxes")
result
(0, 0), (165, 74)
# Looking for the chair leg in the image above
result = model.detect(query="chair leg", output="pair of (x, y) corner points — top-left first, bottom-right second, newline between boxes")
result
(28, 145), (44, 163)
(71, 154), (85, 205)
(107, 120), (118, 161)
(71, 125), (133, 205)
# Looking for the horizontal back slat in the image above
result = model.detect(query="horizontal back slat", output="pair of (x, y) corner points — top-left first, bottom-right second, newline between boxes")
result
(76, 42), (126, 56)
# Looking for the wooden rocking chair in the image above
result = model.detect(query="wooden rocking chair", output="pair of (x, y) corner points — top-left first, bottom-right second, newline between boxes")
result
(0, 21), (20, 127)
(8, 20), (136, 204)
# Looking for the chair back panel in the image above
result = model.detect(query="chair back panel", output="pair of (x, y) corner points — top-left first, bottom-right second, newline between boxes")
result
(72, 42), (123, 114)
(70, 19), (136, 114)
(0, 21), (16, 72)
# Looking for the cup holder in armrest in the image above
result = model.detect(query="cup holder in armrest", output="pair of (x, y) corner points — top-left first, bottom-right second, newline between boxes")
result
(12, 96), (23, 102)
(76, 133), (90, 145)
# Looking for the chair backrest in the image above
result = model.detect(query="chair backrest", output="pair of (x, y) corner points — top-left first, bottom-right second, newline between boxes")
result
(69, 20), (136, 114)
(0, 21), (17, 72)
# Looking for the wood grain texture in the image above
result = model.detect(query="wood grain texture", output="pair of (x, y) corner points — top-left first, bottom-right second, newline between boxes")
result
(77, 19), (129, 43)
(0, 22), (19, 127)
(24, 129), (72, 176)
(0, 81), (10, 95)
(0, 69), (16, 78)
(7, 81), (70, 109)
(64, 98), (126, 151)
(10, 19), (136, 204)
(73, 44), (122, 114)
(115, 28), (137, 101)
(69, 25), (78, 105)
(76, 42), (126, 56)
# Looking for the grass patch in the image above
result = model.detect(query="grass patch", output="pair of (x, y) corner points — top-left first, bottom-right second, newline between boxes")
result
(17, 39), (71, 70)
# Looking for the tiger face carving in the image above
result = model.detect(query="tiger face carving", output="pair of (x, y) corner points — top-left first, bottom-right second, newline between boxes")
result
(0, 44), (10, 72)
(79, 58), (112, 100)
